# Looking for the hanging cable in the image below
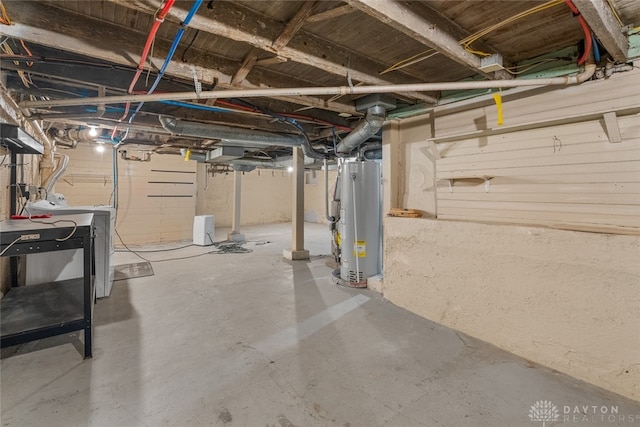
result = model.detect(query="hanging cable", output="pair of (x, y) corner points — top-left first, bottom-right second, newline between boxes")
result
(605, 0), (624, 27)
(0, 0), (12, 26)
(564, 0), (592, 65)
(181, 29), (200, 62)
(128, 0), (205, 124)
(115, 0), (176, 128)
(460, 0), (564, 56)
(381, 0), (564, 73)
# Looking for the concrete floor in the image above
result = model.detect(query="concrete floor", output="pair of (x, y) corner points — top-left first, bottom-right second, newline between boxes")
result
(1, 222), (639, 427)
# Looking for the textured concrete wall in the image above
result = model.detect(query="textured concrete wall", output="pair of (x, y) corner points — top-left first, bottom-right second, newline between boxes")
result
(383, 216), (640, 400)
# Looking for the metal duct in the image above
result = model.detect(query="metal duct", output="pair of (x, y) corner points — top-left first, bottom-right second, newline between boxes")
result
(180, 148), (206, 162)
(229, 156), (324, 170)
(43, 153), (69, 194)
(363, 149), (382, 161)
(230, 164), (257, 173)
(179, 148), (320, 169)
(336, 105), (386, 154)
(159, 116), (327, 159)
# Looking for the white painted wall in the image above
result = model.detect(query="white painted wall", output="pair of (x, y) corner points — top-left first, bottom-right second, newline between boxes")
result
(196, 164), (337, 227)
(382, 68), (640, 400)
(196, 164), (293, 227)
(304, 169), (337, 224)
(57, 144), (196, 244)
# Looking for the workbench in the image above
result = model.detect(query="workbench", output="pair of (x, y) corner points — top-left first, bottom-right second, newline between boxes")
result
(0, 213), (95, 358)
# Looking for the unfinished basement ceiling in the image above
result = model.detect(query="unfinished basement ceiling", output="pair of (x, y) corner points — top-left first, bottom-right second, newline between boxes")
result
(1, 0), (639, 162)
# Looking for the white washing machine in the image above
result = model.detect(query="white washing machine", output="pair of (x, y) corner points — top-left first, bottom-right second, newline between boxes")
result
(25, 201), (116, 298)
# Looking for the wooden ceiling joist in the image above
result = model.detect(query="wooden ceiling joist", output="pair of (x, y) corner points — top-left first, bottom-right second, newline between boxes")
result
(3, 1), (358, 116)
(573, 0), (628, 63)
(345, 0), (513, 80)
(233, 1), (318, 86)
(103, 0), (438, 103)
(306, 5), (355, 23)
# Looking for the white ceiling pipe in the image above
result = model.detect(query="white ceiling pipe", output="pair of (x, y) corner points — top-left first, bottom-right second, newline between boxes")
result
(21, 65), (597, 110)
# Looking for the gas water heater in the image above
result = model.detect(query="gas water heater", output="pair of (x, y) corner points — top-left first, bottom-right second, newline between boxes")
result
(332, 160), (381, 287)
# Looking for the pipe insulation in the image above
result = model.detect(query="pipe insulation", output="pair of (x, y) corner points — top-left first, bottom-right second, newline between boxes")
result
(336, 105), (386, 154)
(21, 65), (597, 109)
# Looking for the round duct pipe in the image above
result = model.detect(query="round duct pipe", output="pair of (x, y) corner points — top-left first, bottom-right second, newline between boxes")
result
(336, 105), (386, 154)
(160, 116), (327, 159)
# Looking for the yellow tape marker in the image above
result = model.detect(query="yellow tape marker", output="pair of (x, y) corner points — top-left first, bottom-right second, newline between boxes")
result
(493, 92), (503, 126)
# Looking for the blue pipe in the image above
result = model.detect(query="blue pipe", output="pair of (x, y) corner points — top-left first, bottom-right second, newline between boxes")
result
(159, 99), (231, 113)
(129, 0), (205, 123)
(591, 33), (601, 62)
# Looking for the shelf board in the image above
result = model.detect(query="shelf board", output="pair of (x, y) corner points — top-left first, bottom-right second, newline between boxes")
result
(1, 278), (85, 340)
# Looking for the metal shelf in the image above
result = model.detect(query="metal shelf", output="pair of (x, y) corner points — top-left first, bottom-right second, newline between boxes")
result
(0, 214), (95, 358)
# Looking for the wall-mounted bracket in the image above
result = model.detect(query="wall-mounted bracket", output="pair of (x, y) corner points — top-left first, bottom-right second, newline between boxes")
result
(603, 111), (622, 143)
(443, 176), (494, 193)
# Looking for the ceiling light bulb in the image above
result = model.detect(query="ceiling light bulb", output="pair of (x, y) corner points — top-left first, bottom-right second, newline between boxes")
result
(95, 144), (105, 153)
(89, 126), (98, 137)
(287, 166), (294, 173)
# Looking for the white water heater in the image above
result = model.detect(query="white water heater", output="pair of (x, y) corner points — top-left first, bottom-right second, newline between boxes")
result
(334, 160), (381, 287)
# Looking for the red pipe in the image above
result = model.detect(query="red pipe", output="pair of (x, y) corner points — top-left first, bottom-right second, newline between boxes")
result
(564, 0), (592, 65)
(118, 0), (176, 123)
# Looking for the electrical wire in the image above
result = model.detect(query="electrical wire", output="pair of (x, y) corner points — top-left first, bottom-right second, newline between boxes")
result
(1, 41), (31, 88)
(19, 39), (33, 67)
(0, 0), (12, 26)
(460, 0), (565, 56)
(181, 29), (200, 62)
(605, 0), (624, 27)
(115, 228), (251, 263)
(381, 0), (565, 73)
(27, 219), (77, 241)
(115, 243), (194, 253)
(504, 58), (563, 75)
(19, 193), (78, 241)
(0, 237), (21, 257)
(380, 50), (438, 75)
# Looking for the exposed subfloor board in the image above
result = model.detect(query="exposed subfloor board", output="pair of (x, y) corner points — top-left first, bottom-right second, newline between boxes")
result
(1, 222), (639, 426)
